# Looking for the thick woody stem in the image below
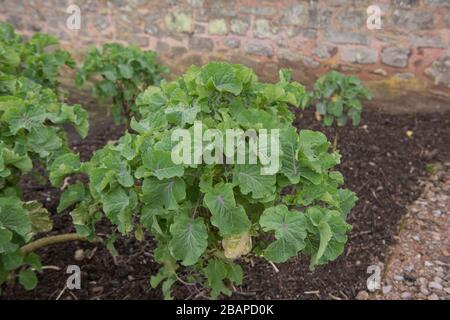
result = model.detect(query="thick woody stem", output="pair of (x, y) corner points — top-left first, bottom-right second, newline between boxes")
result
(21, 233), (86, 255)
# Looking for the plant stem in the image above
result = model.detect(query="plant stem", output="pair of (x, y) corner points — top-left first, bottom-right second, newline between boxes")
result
(332, 126), (340, 152)
(192, 194), (204, 218)
(21, 233), (86, 255)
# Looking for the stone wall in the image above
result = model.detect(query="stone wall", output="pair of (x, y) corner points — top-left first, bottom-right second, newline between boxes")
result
(1, 0), (450, 111)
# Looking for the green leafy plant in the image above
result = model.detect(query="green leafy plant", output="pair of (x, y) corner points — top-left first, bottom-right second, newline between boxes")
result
(76, 43), (169, 125)
(0, 22), (75, 91)
(0, 73), (88, 292)
(56, 62), (356, 299)
(313, 70), (371, 150)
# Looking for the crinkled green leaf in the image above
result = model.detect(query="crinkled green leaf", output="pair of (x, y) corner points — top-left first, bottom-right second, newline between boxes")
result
(24, 201), (52, 234)
(2, 250), (24, 270)
(18, 269), (37, 290)
(102, 187), (130, 217)
(57, 183), (85, 213)
(334, 189), (358, 217)
(118, 64), (133, 79)
(204, 183), (250, 236)
(198, 62), (243, 95)
(143, 149), (184, 180)
(260, 205), (307, 263)
(165, 105), (200, 127)
(204, 259), (231, 299)
(305, 207), (352, 269)
(280, 127), (300, 183)
(27, 126), (63, 158)
(0, 145), (32, 174)
(90, 168), (116, 193)
(3, 104), (47, 134)
(299, 130), (340, 173)
(0, 228), (13, 253)
(0, 197), (31, 238)
(169, 215), (208, 266)
(232, 164), (276, 200)
(142, 177), (186, 210)
(49, 153), (81, 187)
(24, 252), (42, 271)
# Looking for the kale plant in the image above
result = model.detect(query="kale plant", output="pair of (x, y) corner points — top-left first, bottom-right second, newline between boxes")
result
(313, 71), (371, 150)
(56, 62), (357, 299)
(76, 43), (169, 125)
(0, 22), (75, 91)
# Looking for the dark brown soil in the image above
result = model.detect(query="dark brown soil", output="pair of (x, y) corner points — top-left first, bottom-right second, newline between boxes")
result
(2, 104), (450, 300)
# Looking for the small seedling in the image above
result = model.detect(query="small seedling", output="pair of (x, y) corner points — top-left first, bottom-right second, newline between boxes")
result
(76, 43), (169, 126)
(313, 70), (371, 151)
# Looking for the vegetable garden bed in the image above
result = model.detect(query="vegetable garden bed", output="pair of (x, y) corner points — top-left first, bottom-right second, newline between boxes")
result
(3, 103), (449, 300)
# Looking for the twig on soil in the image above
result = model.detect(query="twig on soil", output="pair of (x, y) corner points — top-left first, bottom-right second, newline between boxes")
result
(233, 290), (257, 297)
(232, 285), (257, 296)
(345, 246), (352, 257)
(98, 285), (125, 299)
(349, 230), (372, 239)
(304, 290), (320, 298)
(55, 284), (67, 300)
(87, 247), (98, 260)
(339, 290), (349, 299)
(268, 261), (279, 273)
(185, 291), (199, 300)
(176, 274), (198, 286)
(194, 290), (208, 300)
(356, 181), (370, 193)
(40, 265), (61, 271)
(329, 293), (342, 300)
(369, 189), (383, 206)
(68, 291), (78, 300)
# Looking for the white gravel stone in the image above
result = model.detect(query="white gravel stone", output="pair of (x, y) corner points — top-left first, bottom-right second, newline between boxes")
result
(356, 291), (369, 300)
(424, 261), (434, 267)
(394, 275), (404, 282)
(382, 285), (392, 294)
(434, 266), (444, 273)
(401, 292), (412, 299)
(427, 293), (440, 300)
(74, 249), (85, 261)
(418, 277), (428, 286)
(404, 265), (414, 272)
(429, 281), (443, 291)
(420, 286), (430, 296)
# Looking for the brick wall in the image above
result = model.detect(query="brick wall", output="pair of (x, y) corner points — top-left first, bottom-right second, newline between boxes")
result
(1, 0), (450, 110)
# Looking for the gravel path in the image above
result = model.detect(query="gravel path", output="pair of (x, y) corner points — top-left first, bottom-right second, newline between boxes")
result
(366, 164), (450, 300)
